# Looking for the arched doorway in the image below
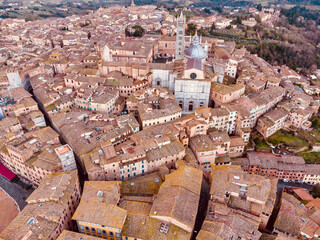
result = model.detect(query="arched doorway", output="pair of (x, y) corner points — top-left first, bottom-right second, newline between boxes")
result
(155, 77), (161, 86)
(210, 100), (215, 108)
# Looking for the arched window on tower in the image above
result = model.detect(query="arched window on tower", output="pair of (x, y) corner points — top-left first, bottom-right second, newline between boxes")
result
(200, 102), (204, 107)
(179, 101), (183, 109)
(188, 101), (194, 112)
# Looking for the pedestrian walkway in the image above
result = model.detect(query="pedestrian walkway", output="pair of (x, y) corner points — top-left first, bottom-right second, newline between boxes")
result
(0, 176), (33, 210)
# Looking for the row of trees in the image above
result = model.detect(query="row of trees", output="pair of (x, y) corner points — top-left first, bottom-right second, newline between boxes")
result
(249, 41), (319, 70)
(280, 6), (320, 26)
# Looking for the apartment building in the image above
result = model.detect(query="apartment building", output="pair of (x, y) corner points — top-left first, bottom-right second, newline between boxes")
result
(85, 131), (185, 181)
(256, 108), (289, 138)
(194, 106), (230, 132)
(138, 100), (182, 129)
(0, 171), (81, 240)
(210, 82), (245, 107)
(189, 134), (217, 172)
(197, 201), (262, 240)
(185, 118), (208, 138)
(127, 86), (182, 128)
(287, 108), (313, 129)
(102, 41), (154, 63)
(73, 165), (202, 240)
(105, 77), (148, 98)
(237, 152), (320, 185)
(208, 130), (230, 156)
(0, 87), (40, 118)
(55, 144), (77, 172)
(210, 165), (277, 231)
(274, 193), (320, 239)
(74, 86), (119, 114)
(58, 230), (103, 240)
(229, 136), (246, 157)
(72, 181), (125, 239)
(0, 126), (68, 185)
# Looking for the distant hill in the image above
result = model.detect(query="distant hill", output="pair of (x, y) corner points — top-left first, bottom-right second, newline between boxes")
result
(1, 0), (319, 7)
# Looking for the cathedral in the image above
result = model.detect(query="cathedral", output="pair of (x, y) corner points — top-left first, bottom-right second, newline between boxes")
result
(153, 12), (211, 114)
(175, 32), (211, 114)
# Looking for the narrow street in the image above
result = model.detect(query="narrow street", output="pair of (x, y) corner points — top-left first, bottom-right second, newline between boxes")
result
(277, 180), (313, 191)
(265, 180), (313, 232)
(191, 176), (210, 240)
(0, 176), (33, 210)
(29, 82), (88, 187)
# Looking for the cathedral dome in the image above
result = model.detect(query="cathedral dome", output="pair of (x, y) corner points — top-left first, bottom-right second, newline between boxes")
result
(184, 35), (207, 59)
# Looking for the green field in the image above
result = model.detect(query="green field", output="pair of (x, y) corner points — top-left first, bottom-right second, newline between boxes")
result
(297, 151), (320, 164)
(268, 129), (309, 149)
(252, 132), (271, 150)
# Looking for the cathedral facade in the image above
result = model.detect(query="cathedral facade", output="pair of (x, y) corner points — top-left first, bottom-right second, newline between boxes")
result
(152, 13), (211, 114)
(174, 33), (211, 114)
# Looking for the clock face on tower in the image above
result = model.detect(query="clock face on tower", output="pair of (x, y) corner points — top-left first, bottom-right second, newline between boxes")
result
(190, 73), (197, 79)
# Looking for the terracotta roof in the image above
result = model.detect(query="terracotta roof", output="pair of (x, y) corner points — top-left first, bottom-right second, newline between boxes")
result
(306, 198), (320, 210)
(292, 188), (314, 202)
(149, 166), (202, 233)
(211, 82), (244, 95)
(210, 165), (272, 213)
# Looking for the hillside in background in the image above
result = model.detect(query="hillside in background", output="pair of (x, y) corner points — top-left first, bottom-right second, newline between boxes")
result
(0, 0), (319, 6)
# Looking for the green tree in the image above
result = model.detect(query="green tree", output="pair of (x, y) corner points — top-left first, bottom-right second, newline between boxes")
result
(186, 23), (197, 36)
(255, 15), (261, 23)
(236, 16), (242, 25)
(204, 8), (211, 14)
(125, 27), (131, 37)
(311, 184), (320, 198)
(210, 23), (216, 33)
(132, 25), (144, 37)
(312, 118), (320, 130)
(213, 7), (222, 13)
(257, 4), (262, 12)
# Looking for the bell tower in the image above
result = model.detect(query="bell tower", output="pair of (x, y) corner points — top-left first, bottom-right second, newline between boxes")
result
(175, 11), (185, 60)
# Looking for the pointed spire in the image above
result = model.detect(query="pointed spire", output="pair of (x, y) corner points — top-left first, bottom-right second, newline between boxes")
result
(205, 40), (208, 53)
(180, 10), (183, 18)
(192, 30), (199, 45)
(131, 0), (135, 7)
